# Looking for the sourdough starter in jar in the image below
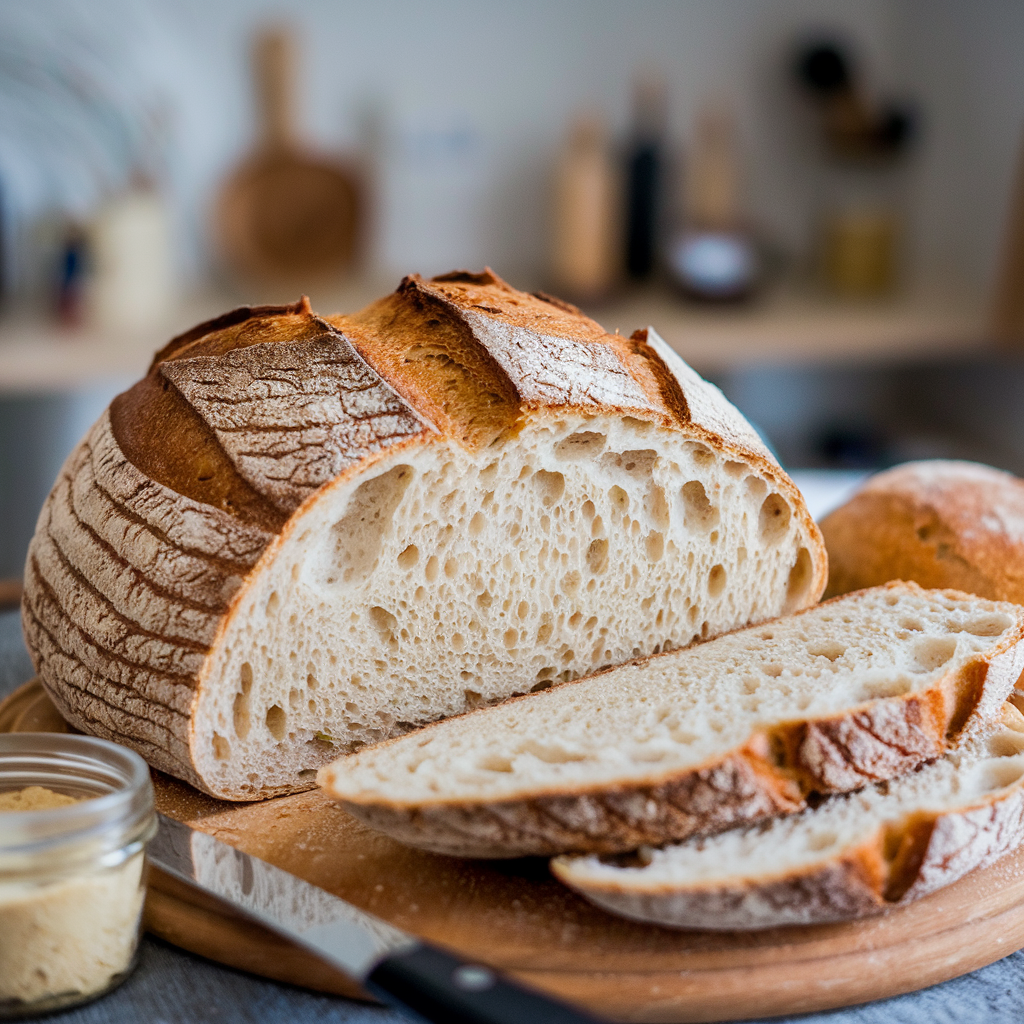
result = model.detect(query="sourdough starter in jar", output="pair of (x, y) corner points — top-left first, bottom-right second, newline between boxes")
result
(0, 735), (156, 1017)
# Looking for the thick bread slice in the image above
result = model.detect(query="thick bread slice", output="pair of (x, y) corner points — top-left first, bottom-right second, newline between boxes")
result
(552, 703), (1024, 929)
(822, 459), (1024, 602)
(21, 270), (825, 800)
(319, 583), (1024, 857)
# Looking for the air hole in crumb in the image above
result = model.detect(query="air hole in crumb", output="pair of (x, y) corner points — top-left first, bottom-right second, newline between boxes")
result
(464, 689), (485, 709)
(609, 486), (629, 514)
(764, 663), (784, 678)
(911, 636), (958, 672)
(321, 464), (413, 585)
(397, 544), (419, 569)
(864, 676), (913, 698)
(745, 475), (767, 500)
(646, 532), (665, 562)
(233, 691), (250, 740)
(650, 487), (671, 529)
(479, 754), (514, 772)
(212, 734), (230, 761)
(708, 564), (726, 597)
(240, 662), (253, 695)
(724, 460), (747, 478)
(468, 512), (486, 537)
(900, 617), (924, 632)
(586, 538), (609, 574)
(369, 605), (399, 642)
(759, 493), (791, 543)
(783, 547), (813, 613)
(682, 481), (719, 531)
(266, 705), (286, 742)
(425, 556), (439, 582)
(554, 432), (607, 459)
(533, 470), (565, 507)
(686, 443), (714, 467)
(504, 628), (518, 649)
(265, 591), (280, 617)
(963, 614), (1013, 637)
(808, 641), (846, 662)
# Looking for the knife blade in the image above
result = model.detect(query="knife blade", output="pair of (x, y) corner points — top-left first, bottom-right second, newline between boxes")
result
(149, 813), (603, 1024)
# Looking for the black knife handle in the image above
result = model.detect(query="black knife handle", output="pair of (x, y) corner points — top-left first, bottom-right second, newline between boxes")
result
(367, 944), (603, 1024)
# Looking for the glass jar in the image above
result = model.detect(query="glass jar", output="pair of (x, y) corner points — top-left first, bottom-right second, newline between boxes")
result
(0, 733), (156, 1018)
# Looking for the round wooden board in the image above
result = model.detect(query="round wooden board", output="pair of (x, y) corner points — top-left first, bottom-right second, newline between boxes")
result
(6, 679), (1024, 1022)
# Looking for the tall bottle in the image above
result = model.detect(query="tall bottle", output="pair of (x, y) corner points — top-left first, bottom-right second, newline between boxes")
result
(550, 112), (620, 302)
(624, 75), (667, 282)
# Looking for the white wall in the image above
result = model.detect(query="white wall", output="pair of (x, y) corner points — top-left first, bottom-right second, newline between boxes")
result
(2, 0), (1023, 294)
(894, 0), (1024, 290)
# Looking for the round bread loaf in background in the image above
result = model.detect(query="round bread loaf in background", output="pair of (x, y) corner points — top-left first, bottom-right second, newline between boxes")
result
(821, 460), (1024, 601)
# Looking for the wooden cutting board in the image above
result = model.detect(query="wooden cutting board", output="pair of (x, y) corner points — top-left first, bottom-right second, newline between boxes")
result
(6, 678), (1024, 1023)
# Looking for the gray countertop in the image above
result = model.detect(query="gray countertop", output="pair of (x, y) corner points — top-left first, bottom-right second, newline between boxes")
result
(3, 608), (1023, 1024)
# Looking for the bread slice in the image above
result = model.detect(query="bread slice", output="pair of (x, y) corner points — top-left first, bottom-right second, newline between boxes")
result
(21, 269), (825, 800)
(319, 583), (1024, 857)
(822, 459), (1024, 602)
(552, 702), (1024, 929)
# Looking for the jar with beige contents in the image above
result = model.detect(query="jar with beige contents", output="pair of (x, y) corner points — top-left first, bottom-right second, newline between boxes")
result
(0, 734), (156, 1017)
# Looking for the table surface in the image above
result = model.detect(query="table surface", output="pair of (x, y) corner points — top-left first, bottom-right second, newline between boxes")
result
(4, 469), (1024, 1023)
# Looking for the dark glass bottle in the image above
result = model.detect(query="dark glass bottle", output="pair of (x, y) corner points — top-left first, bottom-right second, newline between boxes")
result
(624, 76), (667, 281)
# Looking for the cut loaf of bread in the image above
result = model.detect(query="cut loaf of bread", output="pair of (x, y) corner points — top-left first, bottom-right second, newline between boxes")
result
(21, 269), (826, 800)
(553, 703), (1024, 929)
(319, 583), (1024, 857)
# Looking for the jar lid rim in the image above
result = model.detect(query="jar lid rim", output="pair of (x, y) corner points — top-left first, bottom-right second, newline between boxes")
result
(0, 733), (154, 851)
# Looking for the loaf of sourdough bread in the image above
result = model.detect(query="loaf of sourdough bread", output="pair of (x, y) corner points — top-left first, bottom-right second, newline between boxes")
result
(553, 702), (1024, 929)
(21, 269), (825, 800)
(823, 460), (1024, 602)
(319, 583), (1024, 857)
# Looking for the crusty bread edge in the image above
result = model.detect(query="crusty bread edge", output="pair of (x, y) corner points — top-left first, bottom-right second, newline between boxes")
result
(551, 712), (1024, 929)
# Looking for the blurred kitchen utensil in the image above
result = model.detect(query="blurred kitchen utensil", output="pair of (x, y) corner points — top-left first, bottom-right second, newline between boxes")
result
(149, 814), (601, 1024)
(216, 27), (361, 284)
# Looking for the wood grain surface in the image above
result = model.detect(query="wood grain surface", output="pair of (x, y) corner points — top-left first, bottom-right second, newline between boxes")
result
(5, 678), (1024, 1023)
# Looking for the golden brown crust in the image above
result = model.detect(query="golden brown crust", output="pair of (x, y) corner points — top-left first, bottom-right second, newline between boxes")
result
(554, 705), (1024, 929)
(337, 743), (805, 858)
(555, 780), (1024, 929)
(822, 460), (1024, 602)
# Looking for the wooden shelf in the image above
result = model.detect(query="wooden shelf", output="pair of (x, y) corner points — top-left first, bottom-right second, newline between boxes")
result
(0, 279), (993, 394)
(584, 281), (992, 374)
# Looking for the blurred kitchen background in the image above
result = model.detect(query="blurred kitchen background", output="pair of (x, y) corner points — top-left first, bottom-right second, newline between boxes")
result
(3, 0), (1024, 581)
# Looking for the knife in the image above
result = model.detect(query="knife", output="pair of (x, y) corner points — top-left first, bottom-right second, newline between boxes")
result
(148, 813), (603, 1024)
